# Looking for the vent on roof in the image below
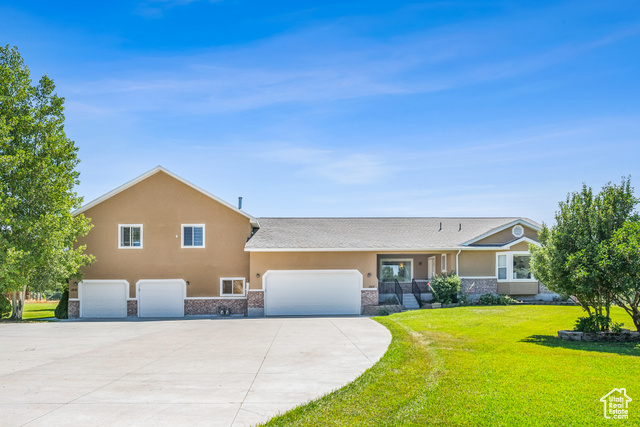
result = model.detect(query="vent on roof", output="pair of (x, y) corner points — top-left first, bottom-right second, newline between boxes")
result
(439, 222), (442, 231)
(238, 197), (243, 210)
(459, 223), (461, 231)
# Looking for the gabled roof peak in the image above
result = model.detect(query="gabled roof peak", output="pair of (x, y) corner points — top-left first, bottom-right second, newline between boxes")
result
(73, 166), (259, 227)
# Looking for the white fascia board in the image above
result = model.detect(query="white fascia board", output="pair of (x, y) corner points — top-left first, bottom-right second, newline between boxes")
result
(244, 246), (511, 252)
(73, 166), (259, 227)
(499, 236), (541, 249)
(461, 219), (541, 246)
(245, 247), (457, 252)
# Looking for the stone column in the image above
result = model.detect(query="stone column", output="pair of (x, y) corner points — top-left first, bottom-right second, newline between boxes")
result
(68, 300), (80, 319)
(247, 290), (265, 317)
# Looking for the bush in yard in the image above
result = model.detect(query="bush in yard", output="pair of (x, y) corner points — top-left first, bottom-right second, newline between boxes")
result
(431, 272), (461, 304)
(574, 315), (623, 333)
(0, 293), (11, 317)
(478, 293), (498, 305)
(54, 288), (69, 319)
(478, 294), (517, 306)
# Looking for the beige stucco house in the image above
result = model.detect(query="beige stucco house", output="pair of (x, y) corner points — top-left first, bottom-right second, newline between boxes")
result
(68, 166), (550, 319)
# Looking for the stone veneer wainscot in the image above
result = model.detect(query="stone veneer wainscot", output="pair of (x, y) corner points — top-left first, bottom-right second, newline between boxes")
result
(184, 298), (247, 316)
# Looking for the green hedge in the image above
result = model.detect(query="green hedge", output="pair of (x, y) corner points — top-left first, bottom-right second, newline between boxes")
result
(55, 289), (69, 319)
(430, 272), (461, 304)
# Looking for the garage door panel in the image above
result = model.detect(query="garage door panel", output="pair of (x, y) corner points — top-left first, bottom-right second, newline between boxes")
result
(80, 280), (128, 318)
(138, 280), (185, 317)
(264, 270), (361, 316)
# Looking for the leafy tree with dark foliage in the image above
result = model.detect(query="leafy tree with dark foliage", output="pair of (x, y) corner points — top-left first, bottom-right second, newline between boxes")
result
(531, 177), (638, 331)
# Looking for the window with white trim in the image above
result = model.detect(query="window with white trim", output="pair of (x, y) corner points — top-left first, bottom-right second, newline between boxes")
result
(441, 254), (447, 273)
(380, 259), (413, 282)
(221, 278), (245, 296)
(497, 254), (507, 280)
(496, 252), (534, 281)
(182, 224), (205, 248)
(119, 224), (143, 248)
(513, 254), (532, 279)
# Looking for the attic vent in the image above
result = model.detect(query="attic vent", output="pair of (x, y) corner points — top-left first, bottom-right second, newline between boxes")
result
(439, 222), (442, 231)
(458, 223), (461, 231)
(512, 225), (524, 238)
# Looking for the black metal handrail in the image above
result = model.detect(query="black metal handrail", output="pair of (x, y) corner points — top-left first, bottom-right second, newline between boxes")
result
(411, 279), (421, 307)
(394, 279), (403, 306)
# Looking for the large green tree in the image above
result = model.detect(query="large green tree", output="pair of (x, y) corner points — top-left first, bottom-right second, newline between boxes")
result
(599, 219), (640, 330)
(0, 45), (94, 319)
(530, 178), (638, 331)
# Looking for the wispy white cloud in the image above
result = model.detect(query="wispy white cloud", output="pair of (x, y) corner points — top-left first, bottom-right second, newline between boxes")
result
(61, 16), (640, 121)
(257, 144), (391, 185)
(134, 0), (220, 18)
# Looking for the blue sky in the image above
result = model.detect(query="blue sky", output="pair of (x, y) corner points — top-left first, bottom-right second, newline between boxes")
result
(2, 0), (640, 224)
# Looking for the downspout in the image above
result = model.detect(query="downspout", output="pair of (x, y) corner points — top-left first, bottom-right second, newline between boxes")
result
(456, 249), (461, 275)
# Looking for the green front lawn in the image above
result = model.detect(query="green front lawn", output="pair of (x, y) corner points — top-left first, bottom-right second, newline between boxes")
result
(23, 301), (58, 319)
(1, 301), (58, 321)
(265, 306), (640, 426)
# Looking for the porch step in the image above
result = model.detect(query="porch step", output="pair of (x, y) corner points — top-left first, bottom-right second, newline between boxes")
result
(402, 293), (421, 310)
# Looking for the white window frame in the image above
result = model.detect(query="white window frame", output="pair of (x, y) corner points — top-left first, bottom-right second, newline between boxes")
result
(181, 224), (206, 248)
(118, 224), (143, 249)
(379, 258), (414, 282)
(497, 254), (508, 280)
(496, 251), (536, 282)
(220, 277), (246, 297)
(441, 254), (447, 273)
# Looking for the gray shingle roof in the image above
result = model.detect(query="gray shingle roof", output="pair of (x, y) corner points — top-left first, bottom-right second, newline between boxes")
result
(245, 217), (541, 250)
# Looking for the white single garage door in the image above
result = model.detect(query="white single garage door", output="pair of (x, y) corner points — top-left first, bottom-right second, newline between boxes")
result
(264, 270), (362, 316)
(79, 280), (128, 318)
(138, 279), (185, 318)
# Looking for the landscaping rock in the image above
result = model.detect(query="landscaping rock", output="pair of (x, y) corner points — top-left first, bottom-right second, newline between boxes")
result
(558, 330), (640, 342)
(422, 303), (442, 309)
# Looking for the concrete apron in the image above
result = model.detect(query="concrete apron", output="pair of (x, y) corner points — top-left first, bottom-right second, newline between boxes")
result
(0, 317), (391, 427)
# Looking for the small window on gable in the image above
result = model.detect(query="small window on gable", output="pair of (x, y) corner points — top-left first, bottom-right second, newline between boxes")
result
(182, 224), (205, 248)
(221, 278), (245, 296)
(512, 225), (524, 238)
(119, 225), (143, 248)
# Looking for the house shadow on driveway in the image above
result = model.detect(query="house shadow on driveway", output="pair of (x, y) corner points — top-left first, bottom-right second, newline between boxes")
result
(521, 335), (640, 357)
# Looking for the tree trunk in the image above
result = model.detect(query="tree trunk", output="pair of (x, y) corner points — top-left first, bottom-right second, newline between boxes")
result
(614, 294), (640, 332)
(9, 286), (26, 320)
(632, 309), (640, 332)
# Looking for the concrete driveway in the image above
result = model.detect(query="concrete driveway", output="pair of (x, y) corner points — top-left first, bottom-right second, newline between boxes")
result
(0, 317), (391, 427)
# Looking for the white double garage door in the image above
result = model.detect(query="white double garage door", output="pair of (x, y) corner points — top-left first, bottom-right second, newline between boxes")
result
(263, 270), (363, 316)
(79, 279), (186, 318)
